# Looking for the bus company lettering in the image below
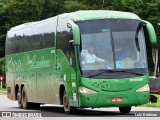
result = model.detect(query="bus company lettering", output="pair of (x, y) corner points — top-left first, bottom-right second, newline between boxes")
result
(130, 78), (143, 82)
(29, 55), (50, 69)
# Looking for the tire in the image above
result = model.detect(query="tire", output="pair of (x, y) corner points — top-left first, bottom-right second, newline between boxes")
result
(119, 106), (131, 114)
(30, 103), (40, 109)
(63, 90), (76, 114)
(17, 92), (23, 109)
(21, 87), (31, 109)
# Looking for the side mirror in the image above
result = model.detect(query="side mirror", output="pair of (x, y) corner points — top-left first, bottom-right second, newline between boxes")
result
(67, 20), (80, 46)
(142, 20), (157, 46)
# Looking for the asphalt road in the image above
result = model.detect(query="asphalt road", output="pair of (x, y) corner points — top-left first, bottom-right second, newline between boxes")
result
(0, 94), (160, 120)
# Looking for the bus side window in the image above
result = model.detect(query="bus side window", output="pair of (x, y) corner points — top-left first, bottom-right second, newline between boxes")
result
(57, 18), (72, 61)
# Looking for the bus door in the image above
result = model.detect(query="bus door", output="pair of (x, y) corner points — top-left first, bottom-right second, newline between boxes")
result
(69, 41), (78, 106)
(56, 17), (78, 106)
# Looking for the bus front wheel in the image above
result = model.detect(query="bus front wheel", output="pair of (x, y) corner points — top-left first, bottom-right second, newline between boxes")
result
(119, 106), (131, 114)
(30, 103), (40, 109)
(63, 90), (76, 113)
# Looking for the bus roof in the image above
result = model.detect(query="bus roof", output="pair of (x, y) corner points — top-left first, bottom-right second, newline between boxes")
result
(71, 10), (141, 21)
(9, 10), (141, 32)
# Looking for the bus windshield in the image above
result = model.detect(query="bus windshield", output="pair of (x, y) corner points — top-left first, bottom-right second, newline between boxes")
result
(77, 19), (147, 78)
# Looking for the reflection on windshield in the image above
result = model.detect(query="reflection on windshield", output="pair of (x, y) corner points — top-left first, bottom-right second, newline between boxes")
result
(77, 19), (147, 76)
(79, 32), (114, 70)
(113, 29), (146, 69)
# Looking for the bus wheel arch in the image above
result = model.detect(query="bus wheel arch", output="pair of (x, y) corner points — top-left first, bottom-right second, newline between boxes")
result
(15, 84), (19, 100)
(59, 84), (65, 105)
(21, 84), (24, 92)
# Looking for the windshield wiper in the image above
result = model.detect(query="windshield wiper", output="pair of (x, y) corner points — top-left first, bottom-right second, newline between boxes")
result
(115, 69), (144, 75)
(86, 69), (144, 78)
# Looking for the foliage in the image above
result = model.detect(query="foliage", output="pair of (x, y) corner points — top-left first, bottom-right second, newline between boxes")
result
(0, 57), (5, 76)
(0, 0), (160, 76)
(143, 94), (160, 108)
(64, 0), (93, 12)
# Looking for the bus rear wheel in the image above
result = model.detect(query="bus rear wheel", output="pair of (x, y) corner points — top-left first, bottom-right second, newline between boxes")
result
(17, 92), (22, 109)
(63, 90), (76, 114)
(21, 87), (31, 109)
(119, 106), (131, 114)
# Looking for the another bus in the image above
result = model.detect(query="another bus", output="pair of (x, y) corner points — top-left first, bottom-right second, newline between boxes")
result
(5, 10), (157, 114)
(150, 77), (160, 94)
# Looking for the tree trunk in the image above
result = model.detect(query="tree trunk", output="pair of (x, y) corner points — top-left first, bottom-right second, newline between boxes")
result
(152, 48), (158, 77)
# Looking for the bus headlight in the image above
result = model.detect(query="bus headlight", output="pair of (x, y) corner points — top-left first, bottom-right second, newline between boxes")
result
(79, 86), (97, 94)
(136, 84), (150, 92)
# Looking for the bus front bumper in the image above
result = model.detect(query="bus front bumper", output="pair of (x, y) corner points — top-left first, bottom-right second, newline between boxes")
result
(79, 92), (149, 108)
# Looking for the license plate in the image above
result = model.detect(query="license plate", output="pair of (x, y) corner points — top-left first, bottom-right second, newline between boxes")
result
(111, 98), (123, 102)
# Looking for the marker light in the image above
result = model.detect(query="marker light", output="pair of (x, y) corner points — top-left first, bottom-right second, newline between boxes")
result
(136, 84), (150, 92)
(79, 86), (97, 94)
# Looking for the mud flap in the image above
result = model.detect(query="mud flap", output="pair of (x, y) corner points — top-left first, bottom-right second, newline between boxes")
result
(150, 95), (158, 103)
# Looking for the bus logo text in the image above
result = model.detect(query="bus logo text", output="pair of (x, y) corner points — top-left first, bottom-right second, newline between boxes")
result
(29, 55), (50, 69)
(130, 78), (143, 82)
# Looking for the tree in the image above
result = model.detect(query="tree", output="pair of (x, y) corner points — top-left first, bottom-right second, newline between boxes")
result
(0, 58), (5, 76)
(63, 0), (93, 12)
(0, 0), (160, 76)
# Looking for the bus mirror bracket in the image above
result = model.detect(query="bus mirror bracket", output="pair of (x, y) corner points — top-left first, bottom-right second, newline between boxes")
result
(142, 20), (157, 46)
(67, 20), (80, 46)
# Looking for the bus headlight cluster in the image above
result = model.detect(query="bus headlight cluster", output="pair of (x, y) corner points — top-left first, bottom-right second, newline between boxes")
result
(136, 84), (150, 92)
(79, 86), (97, 94)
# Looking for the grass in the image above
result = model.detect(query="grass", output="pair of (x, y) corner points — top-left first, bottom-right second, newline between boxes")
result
(143, 94), (160, 108)
(0, 88), (6, 95)
(0, 88), (6, 92)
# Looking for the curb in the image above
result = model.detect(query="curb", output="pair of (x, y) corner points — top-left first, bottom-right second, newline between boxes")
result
(0, 90), (7, 94)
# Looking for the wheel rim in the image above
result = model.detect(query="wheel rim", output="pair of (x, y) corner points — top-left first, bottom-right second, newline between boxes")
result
(63, 91), (70, 113)
(63, 91), (69, 111)
(17, 93), (21, 103)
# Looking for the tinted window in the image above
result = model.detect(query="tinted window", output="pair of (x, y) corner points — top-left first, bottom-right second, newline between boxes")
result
(56, 18), (73, 60)
(6, 17), (57, 55)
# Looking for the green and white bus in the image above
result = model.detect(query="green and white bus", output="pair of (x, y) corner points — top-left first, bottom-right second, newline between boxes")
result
(5, 10), (157, 114)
